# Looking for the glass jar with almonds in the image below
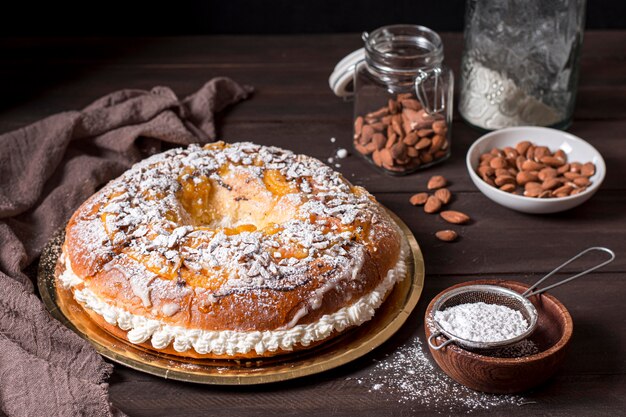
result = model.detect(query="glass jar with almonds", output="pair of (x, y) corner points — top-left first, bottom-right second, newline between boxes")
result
(352, 25), (454, 175)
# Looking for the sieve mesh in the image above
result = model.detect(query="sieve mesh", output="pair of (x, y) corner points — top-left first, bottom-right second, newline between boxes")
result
(431, 285), (538, 350)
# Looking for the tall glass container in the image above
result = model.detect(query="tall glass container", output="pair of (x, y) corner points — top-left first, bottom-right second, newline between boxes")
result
(459, 0), (586, 131)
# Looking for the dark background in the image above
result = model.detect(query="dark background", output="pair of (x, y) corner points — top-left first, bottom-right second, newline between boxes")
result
(1, 0), (625, 35)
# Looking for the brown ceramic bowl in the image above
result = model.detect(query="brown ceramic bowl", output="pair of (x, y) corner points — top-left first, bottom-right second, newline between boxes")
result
(424, 279), (573, 394)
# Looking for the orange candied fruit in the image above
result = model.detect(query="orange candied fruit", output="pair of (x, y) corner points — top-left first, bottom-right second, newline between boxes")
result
(202, 141), (226, 151)
(224, 224), (257, 235)
(178, 170), (214, 225)
(263, 169), (296, 196)
(277, 246), (309, 260)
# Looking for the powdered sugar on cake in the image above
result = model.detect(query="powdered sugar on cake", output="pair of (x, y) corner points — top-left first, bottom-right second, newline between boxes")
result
(71, 143), (384, 294)
(60, 142), (403, 354)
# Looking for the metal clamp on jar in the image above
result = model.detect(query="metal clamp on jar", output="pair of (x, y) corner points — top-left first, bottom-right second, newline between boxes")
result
(330, 25), (454, 175)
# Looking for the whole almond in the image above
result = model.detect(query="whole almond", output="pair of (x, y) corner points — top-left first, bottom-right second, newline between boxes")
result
(372, 133), (386, 150)
(361, 125), (374, 144)
(554, 149), (567, 162)
(557, 163), (571, 174)
(516, 171), (539, 185)
(379, 148), (394, 166)
(524, 182), (542, 197)
(424, 196), (442, 214)
(521, 159), (544, 171)
(440, 210), (470, 225)
(432, 120), (447, 135)
(499, 183), (516, 193)
(430, 135), (445, 154)
(503, 147), (519, 159)
(538, 167), (557, 181)
(407, 147), (419, 158)
(541, 177), (561, 190)
(570, 162), (583, 173)
(388, 98), (399, 114)
(515, 156), (526, 171)
(391, 115), (404, 136)
(573, 176), (591, 187)
(354, 116), (364, 137)
(372, 150), (383, 166)
(385, 134), (397, 149)
(427, 175), (447, 190)
(364, 142), (377, 153)
(415, 137), (432, 150)
(366, 107), (389, 119)
(417, 128), (434, 137)
(553, 184), (574, 196)
(478, 165), (495, 177)
(489, 157), (507, 169)
(403, 132), (419, 146)
(434, 188), (452, 204)
(495, 175), (515, 186)
(581, 162), (596, 177)
(390, 142), (407, 159)
(563, 171), (582, 180)
(481, 174), (496, 187)
(495, 168), (510, 177)
(534, 146), (550, 161)
(435, 230), (458, 242)
(515, 141), (532, 155)
(540, 156), (565, 167)
(409, 192), (429, 206)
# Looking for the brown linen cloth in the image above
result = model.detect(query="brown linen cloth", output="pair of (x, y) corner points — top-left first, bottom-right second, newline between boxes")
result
(0, 77), (253, 417)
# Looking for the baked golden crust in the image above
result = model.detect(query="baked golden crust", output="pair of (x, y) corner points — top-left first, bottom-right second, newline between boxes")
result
(57, 142), (404, 358)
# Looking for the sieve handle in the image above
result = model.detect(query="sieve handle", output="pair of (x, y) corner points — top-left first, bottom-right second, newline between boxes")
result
(522, 247), (616, 298)
(427, 332), (455, 351)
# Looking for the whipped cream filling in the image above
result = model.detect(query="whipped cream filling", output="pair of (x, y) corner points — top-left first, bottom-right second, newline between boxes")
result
(58, 240), (408, 356)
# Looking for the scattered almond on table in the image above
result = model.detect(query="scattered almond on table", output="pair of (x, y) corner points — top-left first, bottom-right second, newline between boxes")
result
(435, 230), (458, 242)
(424, 196), (442, 214)
(409, 192), (429, 206)
(477, 141), (596, 198)
(427, 175), (447, 190)
(408, 175), (472, 242)
(440, 210), (471, 225)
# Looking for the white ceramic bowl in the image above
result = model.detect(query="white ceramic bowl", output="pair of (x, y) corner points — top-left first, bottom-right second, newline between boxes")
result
(466, 126), (606, 214)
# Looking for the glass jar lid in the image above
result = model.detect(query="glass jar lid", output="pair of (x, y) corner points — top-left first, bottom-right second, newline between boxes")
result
(364, 25), (445, 75)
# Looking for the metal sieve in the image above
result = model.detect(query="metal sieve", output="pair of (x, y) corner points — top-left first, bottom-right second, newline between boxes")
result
(428, 247), (615, 351)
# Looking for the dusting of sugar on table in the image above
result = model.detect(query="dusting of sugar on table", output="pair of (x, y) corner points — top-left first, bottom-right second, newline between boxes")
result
(328, 145), (349, 168)
(350, 337), (531, 413)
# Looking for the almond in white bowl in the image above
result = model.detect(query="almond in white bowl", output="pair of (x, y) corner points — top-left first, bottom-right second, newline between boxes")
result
(466, 127), (605, 214)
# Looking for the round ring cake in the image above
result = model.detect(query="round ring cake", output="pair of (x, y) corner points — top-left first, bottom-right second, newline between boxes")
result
(56, 141), (408, 359)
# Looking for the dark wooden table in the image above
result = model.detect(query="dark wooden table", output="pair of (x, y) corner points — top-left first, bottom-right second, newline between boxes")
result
(2, 32), (625, 416)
